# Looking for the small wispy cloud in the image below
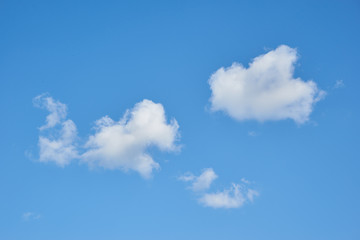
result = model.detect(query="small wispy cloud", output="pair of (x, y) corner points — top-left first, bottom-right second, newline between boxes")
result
(178, 172), (195, 182)
(179, 168), (258, 209)
(247, 189), (259, 202)
(248, 131), (258, 137)
(179, 168), (217, 191)
(241, 177), (251, 184)
(33, 94), (68, 130)
(334, 80), (345, 89)
(34, 94), (79, 167)
(22, 212), (41, 221)
(199, 183), (259, 209)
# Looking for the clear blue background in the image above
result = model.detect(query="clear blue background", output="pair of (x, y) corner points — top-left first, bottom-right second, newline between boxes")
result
(1, 0), (359, 239)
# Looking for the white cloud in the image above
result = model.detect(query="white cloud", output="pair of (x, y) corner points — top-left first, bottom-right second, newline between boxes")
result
(199, 183), (245, 208)
(82, 99), (179, 179)
(22, 212), (41, 221)
(199, 183), (259, 209)
(34, 96), (180, 178)
(180, 168), (258, 209)
(179, 168), (218, 191)
(38, 119), (78, 166)
(34, 95), (78, 166)
(33, 94), (68, 130)
(209, 45), (325, 124)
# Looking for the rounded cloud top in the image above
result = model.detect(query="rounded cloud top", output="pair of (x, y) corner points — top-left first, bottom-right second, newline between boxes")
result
(209, 45), (325, 124)
(34, 95), (180, 179)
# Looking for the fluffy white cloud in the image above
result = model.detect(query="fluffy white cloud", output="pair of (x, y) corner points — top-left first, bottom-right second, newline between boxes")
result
(34, 94), (78, 166)
(82, 99), (179, 178)
(179, 168), (218, 191)
(34, 96), (179, 178)
(180, 168), (258, 209)
(199, 183), (258, 209)
(209, 45), (325, 124)
(38, 119), (78, 166)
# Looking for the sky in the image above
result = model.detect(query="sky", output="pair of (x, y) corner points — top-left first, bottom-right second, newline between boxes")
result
(0, 0), (359, 239)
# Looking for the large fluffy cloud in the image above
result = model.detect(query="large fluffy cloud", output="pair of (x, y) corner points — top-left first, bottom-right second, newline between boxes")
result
(209, 45), (325, 123)
(82, 99), (179, 178)
(34, 94), (78, 166)
(34, 95), (180, 178)
(180, 168), (258, 209)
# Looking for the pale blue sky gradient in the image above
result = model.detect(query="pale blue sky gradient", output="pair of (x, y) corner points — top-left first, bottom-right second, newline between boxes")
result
(1, 0), (359, 239)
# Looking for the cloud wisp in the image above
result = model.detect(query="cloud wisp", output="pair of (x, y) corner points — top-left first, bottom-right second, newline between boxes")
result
(22, 212), (41, 221)
(179, 168), (258, 209)
(34, 94), (78, 167)
(34, 95), (180, 178)
(33, 94), (68, 130)
(334, 80), (344, 89)
(178, 168), (218, 191)
(199, 183), (257, 209)
(209, 45), (325, 124)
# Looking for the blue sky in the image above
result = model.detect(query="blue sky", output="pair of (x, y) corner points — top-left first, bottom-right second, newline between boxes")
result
(1, 0), (359, 239)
